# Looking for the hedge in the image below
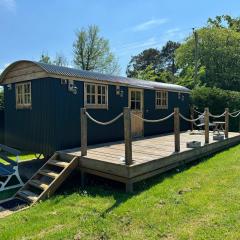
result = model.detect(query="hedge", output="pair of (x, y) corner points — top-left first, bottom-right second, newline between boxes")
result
(191, 86), (240, 131)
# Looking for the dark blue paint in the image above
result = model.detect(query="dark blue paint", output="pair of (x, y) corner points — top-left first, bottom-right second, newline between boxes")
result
(4, 77), (190, 155)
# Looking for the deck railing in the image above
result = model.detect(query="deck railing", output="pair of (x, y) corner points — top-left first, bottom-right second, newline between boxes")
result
(80, 107), (239, 165)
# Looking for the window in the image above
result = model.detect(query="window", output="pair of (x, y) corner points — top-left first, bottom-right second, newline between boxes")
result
(130, 90), (142, 110)
(156, 90), (168, 109)
(84, 83), (108, 108)
(16, 82), (32, 109)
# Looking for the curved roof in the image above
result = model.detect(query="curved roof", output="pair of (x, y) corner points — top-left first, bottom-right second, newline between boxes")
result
(0, 60), (190, 92)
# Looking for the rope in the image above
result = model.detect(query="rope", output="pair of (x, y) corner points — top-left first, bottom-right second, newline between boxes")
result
(179, 113), (204, 122)
(193, 109), (204, 115)
(131, 112), (174, 123)
(229, 110), (240, 115)
(209, 111), (226, 118)
(229, 111), (240, 118)
(85, 112), (123, 125)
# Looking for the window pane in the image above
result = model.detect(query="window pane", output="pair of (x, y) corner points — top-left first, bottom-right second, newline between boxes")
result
(87, 85), (90, 93)
(102, 96), (106, 104)
(131, 91), (135, 100)
(98, 86), (102, 94)
(136, 91), (141, 101)
(87, 95), (91, 104)
(98, 95), (102, 104)
(90, 85), (95, 94)
(130, 101), (135, 109)
(91, 95), (95, 104)
(135, 101), (140, 110)
(102, 86), (106, 94)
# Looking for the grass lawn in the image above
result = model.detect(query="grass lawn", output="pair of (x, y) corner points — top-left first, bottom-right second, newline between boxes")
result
(1, 145), (240, 239)
(0, 152), (42, 163)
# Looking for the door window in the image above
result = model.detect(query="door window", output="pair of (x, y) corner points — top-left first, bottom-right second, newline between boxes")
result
(130, 90), (142, 110)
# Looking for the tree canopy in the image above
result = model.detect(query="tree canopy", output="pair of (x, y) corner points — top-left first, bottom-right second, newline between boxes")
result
(39, 52), (68, 67)
(208, 15), (240, 32)
(126, 48), (161, 78)
(126, 41), (180, 83)
(176, 27), (240, 91)
(73, 25), (120, 75)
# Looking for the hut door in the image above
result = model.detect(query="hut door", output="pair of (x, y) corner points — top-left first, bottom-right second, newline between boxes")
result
(129, 88), (144, 138)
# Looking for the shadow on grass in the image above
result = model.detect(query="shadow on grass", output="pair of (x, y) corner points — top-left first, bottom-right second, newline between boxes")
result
(0, 148), (229, 216)
(55, 153), (216, 217)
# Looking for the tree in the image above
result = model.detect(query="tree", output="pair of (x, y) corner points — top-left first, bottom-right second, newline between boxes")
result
(160, 41), (180, 74)
(73, 25), (120, 75)
(176, 27), (240, 91)
(208, 15), (240, 32)
(136, 64), (161, 81)
(126, 41), (180, 79)
(126, 48), (161, 78)
(39, 53), (51, 64)
(39, 52), (68, 67)
(53, 53), (68, 67)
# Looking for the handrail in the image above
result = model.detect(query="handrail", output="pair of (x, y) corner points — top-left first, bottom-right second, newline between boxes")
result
(209, 111), (226, 118)
(179, 113), (204, 122)
(131, 112), (174, 123)
(229, 111), (240, 118)
(230, 110), (240, 114)
(85, 111), (123, 125)
(193, 109), (204, 115)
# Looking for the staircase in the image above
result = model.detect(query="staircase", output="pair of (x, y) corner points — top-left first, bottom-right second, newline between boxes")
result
(14, 153), (78, 205)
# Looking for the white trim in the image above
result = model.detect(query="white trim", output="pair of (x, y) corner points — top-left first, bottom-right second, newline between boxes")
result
(128, 88), (144, 111)
(15, 82), (32, 109)
(155, 90), (168, 109)
(84, 82), (108, 109)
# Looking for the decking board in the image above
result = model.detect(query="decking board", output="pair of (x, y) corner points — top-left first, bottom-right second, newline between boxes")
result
(60, 131), (240, 184)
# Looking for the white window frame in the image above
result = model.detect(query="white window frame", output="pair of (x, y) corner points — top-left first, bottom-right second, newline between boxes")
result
(155, 90), (168, 109)
(84, 83), (108, 109)
(15, 82), (32, 109)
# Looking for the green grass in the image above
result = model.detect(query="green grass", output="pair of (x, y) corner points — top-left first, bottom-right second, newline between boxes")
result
(1, 145), (240, 239)
(0, 152), (43, 164)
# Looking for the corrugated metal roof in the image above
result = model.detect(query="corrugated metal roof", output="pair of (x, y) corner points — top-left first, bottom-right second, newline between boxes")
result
(35, 62), (190, 92)
(1, 60), (190, 92)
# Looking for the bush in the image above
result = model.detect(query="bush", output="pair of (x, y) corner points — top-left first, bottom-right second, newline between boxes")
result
(191, 86), (240, 131)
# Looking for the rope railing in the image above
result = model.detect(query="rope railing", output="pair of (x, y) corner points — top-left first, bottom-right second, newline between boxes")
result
(209, 111), (226, 118)
(131, 112), (174, 123)
(229, 110), (240, 115)
(85, 111), (123, 125)
(193, 109), (204, 115)
(229, 111), (240, 118)
(81, 106), (239, 165)
(179, 113), (204, 122)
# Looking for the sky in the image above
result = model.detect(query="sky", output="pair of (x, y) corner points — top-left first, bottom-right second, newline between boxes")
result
(0, 0), (240, 75)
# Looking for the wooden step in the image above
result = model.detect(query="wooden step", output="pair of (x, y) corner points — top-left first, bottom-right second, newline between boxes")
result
(17, 190), (38, 203)
(28, 179), (49, 190)
(39, 169), (59, 178)
(47, 159), (69, 168)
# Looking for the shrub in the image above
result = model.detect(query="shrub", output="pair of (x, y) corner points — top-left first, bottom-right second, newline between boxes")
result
(191, 86), (240, 131)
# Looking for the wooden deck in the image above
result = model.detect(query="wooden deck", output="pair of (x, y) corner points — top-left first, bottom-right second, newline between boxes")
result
(60, 131), (240, 192)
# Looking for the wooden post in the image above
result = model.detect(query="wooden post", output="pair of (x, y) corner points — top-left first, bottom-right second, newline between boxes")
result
(204, 107), (209, 144)
(225, 108), (229, 139)
(81, 108), (87, 156)
(124, 107), (132, 165)
(190, 106), (194, 131)
(174, 108), (180, 152)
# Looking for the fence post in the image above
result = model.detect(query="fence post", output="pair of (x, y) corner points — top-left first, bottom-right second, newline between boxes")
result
(124, 107), (132, 165)
(81, 108), (87, 156)
(225, 108), (229, 139)
(174, 108), (180, 152)
(190, 106), (194, 131)
(204, 107), (209, 144)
